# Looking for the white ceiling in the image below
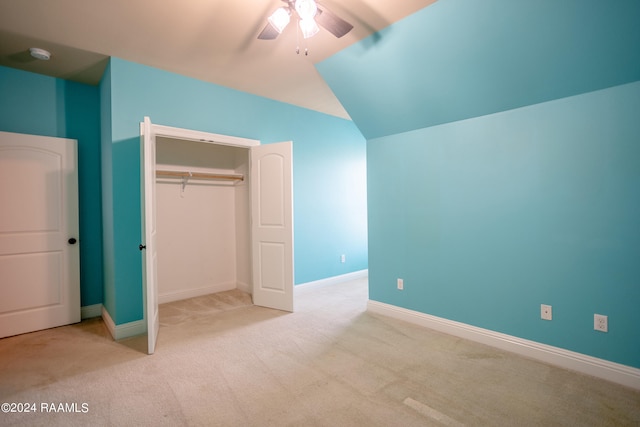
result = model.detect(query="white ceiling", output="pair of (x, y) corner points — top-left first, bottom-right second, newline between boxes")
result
(0, 0), (436, 119)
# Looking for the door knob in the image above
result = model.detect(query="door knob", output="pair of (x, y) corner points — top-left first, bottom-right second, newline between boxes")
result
(68, 238), (77, 244)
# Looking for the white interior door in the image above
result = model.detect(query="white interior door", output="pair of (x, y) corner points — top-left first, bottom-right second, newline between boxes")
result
(0, 131), (80, 338)
(251, 141), (294, 312)
(140, 117), (159, 354)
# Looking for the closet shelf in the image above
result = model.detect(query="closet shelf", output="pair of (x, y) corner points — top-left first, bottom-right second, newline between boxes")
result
(156, 170), (244, 182)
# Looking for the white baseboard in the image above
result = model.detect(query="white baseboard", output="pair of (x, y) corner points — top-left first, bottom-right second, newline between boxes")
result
(158, 281), (237, 304)
(367, 300), (640, 390)
(296, 269), (369, 289)
(81, 304), (103, 319)
(101, 306), (146, 341)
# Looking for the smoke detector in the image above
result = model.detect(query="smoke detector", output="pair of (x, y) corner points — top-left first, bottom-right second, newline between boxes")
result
(29, 47), (51, 61)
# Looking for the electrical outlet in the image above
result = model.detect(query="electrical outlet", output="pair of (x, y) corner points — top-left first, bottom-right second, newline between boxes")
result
(594, 314), (608, 332)
(340, 254), (346, 263)
(397, 278), (404, 290)
(541, 304), (552, 321)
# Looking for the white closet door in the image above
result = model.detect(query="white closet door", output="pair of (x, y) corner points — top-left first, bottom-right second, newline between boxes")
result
(140, 117), (159, 354)
(0, 131), (80, 338)
(251, 141), (294, 312)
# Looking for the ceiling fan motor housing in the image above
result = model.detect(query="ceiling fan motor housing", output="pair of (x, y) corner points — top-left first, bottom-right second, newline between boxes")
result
(259, 0), (354, 40)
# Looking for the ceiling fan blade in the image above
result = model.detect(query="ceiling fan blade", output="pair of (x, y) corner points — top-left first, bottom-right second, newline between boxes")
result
(315, 6), (354, 38)
(257, 22), (280, 40)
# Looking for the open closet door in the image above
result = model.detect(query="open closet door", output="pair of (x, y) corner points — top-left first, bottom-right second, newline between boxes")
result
(251, 141), (294, 312)
(140, 116), (159, 354)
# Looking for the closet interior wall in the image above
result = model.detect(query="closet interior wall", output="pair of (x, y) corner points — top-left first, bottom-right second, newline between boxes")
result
(155, 136), (251, 304)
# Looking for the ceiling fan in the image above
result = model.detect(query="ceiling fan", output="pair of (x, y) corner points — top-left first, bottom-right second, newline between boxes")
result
(258, 0), (354, 41)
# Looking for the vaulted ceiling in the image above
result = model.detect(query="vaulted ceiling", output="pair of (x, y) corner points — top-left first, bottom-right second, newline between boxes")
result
(318, 0), (640, 139)
(0, 0), (436, 119)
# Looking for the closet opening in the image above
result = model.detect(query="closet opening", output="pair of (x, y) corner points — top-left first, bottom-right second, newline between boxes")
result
(140, 117), (294, 354)
(155, 137), (252, 303)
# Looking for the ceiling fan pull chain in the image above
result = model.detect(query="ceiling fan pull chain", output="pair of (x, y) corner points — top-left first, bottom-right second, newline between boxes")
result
(296, 18), (300, 54)
(303, 23), (309, 56)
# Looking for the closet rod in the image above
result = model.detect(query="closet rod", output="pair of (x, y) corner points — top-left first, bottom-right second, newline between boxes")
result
(156, 170), (244, 181)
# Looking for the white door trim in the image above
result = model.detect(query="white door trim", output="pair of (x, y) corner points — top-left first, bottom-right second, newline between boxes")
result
(152, 124), (259, 148)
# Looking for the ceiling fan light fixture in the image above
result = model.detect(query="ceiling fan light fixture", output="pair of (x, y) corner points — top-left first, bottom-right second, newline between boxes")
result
(257, 0), (352, 42)
(268, 7), (291, 33)
(299, 18), (319, 39)
(295, 0), (317, 21)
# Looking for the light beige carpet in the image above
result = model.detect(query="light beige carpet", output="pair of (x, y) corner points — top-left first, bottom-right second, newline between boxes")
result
(1, 277), (639, 426)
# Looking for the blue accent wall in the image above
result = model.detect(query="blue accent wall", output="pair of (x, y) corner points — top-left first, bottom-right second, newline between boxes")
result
(102, 58), (367, 324)
(318, 0), (640, 140)
(0, 66), (103, 307)
(367, 83), (640, 367)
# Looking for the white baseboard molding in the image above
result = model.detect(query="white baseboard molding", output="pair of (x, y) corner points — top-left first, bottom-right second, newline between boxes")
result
(101, 306), (146, 341)
(367, 300), (640, 390)
(296, 269), (369, 290)
(158, 281), (237, 304)
(81, 304), (103, 320)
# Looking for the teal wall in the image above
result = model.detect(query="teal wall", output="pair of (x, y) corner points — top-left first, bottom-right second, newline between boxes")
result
(317, 0), (640, 368)
(102, 58), (367, 324)
(318, 0), (640, 139)
(367, 83), (640, 368)
(99, 62), (116, 319)
(0, 66), (103, 307)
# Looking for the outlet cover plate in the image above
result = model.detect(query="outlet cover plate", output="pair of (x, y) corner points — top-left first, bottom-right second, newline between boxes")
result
(541, 304), (552, 321)
(594, 314), (608, 332)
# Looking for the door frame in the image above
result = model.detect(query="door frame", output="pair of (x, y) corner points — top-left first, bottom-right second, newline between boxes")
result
(152, 124), (260, 149)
